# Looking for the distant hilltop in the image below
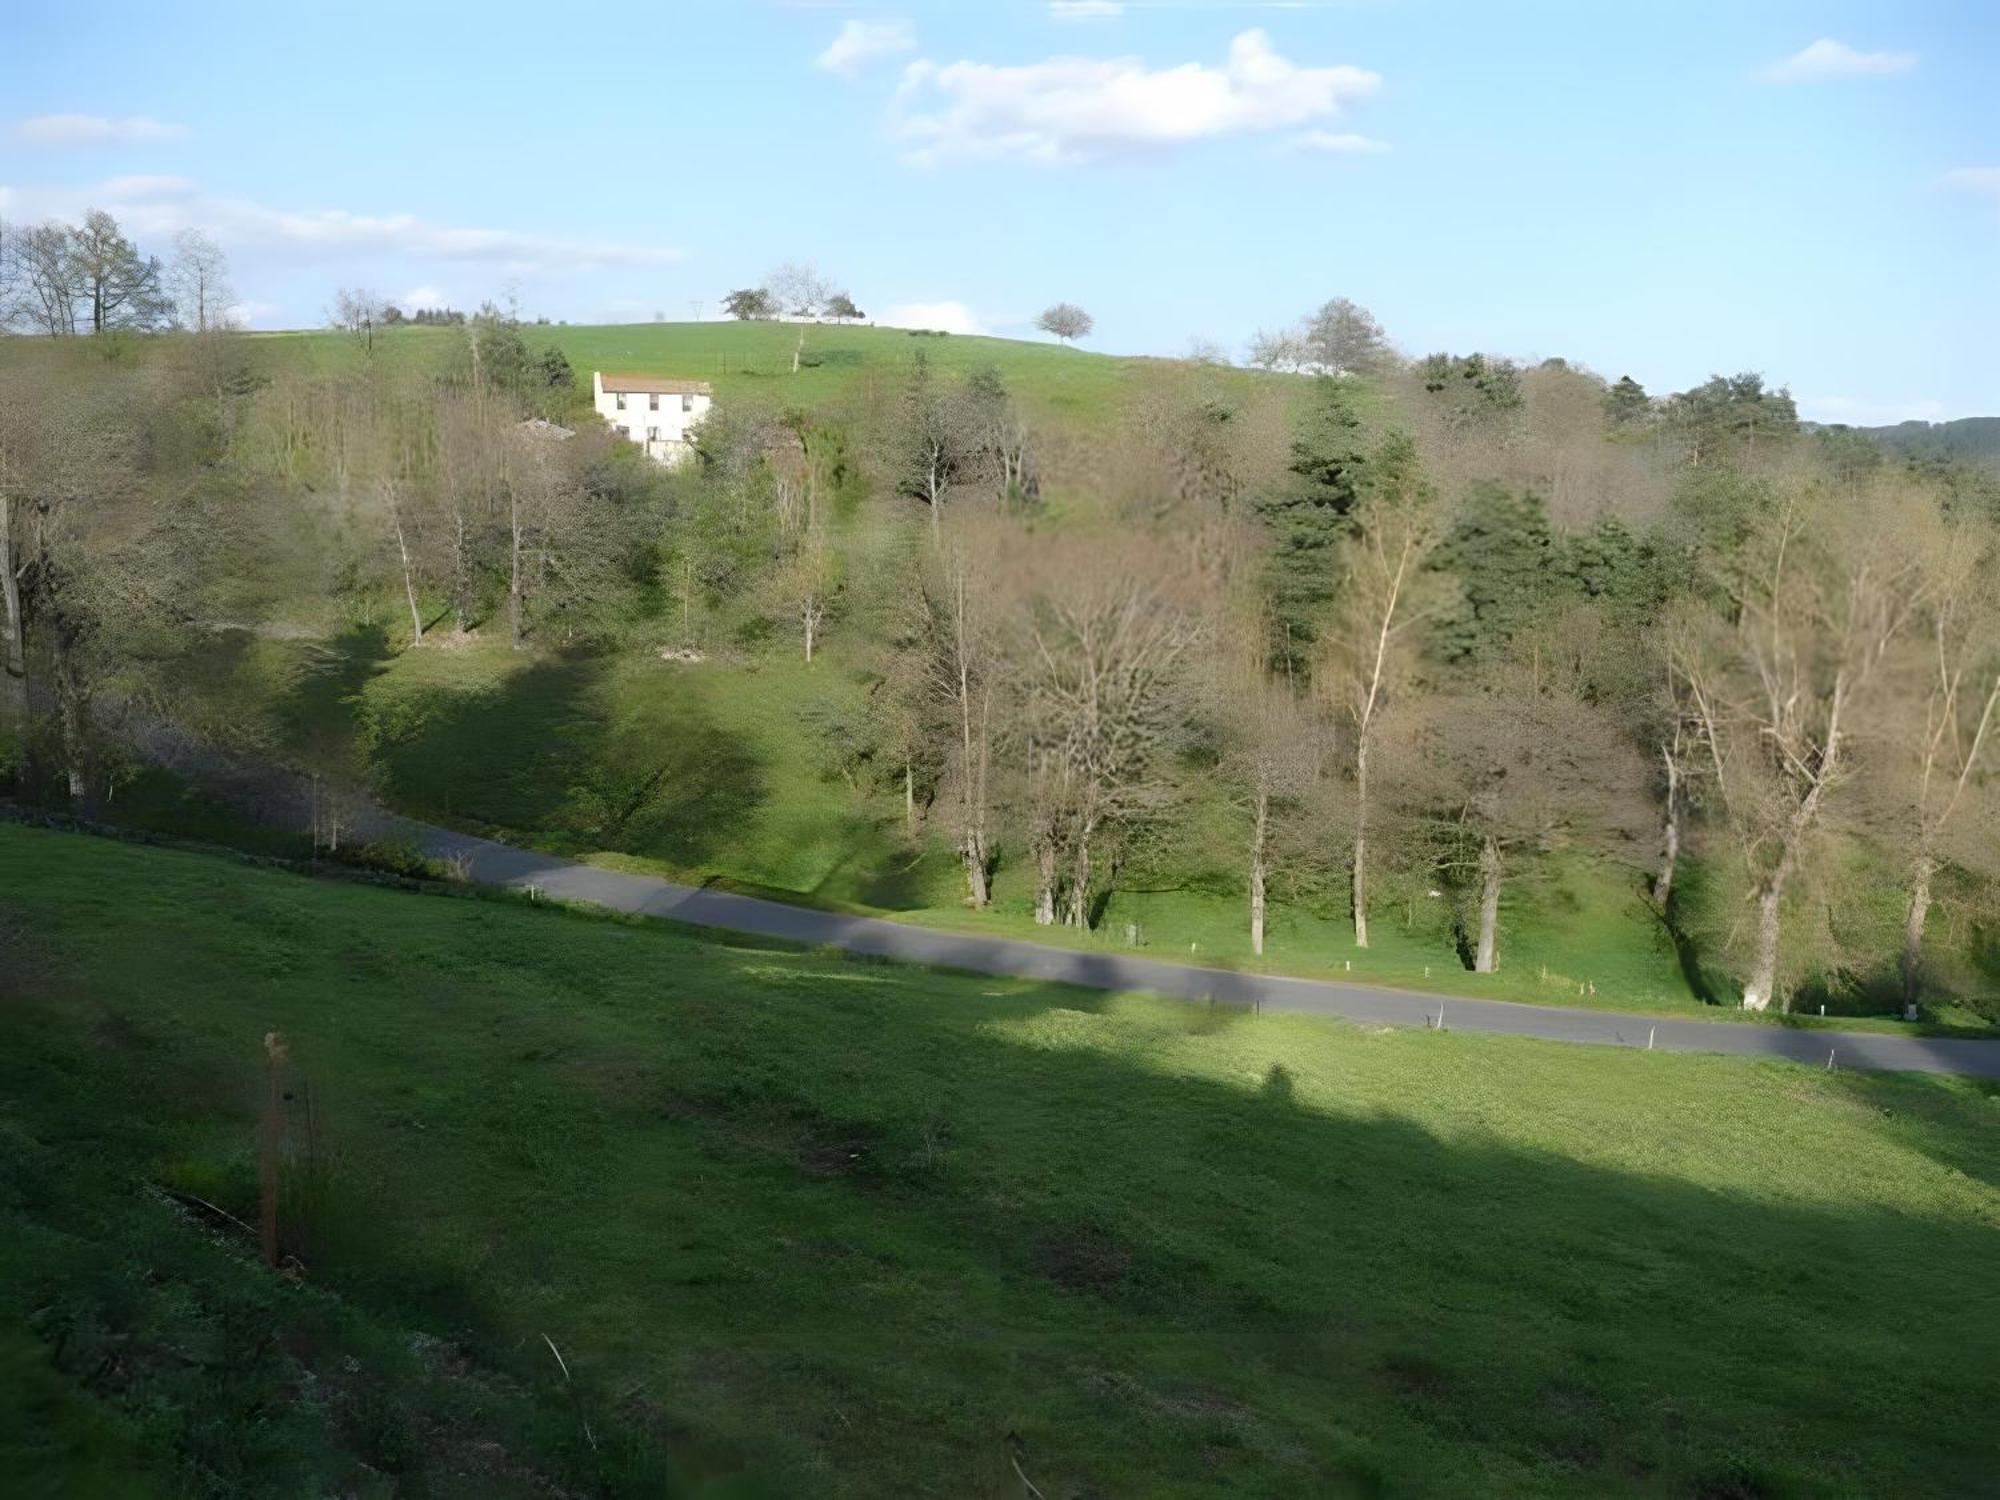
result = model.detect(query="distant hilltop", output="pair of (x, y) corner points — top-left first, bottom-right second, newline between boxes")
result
(1823, 416), (2000, 471)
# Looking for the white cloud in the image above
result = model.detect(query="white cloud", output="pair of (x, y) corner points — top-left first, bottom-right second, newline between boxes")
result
(1944, 167), (2000, 200)
(1760, 38), (1916, 84)
(1295, 129), (1387, 155)
(225, 299), (282, 328)
(816, 19), (917, 78)
(880, 300), (990, 336)
(1050, 1), (1123, 19)
(1798, 395), (1948, 426)
(1, 178), (684, 274)
(8, 113), (187, 146)
(896, 28), (1380, 165)
(399, 285), (448, 311)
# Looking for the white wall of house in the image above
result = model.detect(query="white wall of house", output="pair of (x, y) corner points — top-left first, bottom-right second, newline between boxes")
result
(592, 372), (712, 467)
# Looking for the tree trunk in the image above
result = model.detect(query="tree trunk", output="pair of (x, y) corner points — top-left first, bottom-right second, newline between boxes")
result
(1065, 827), (1092, 929)
(1473, 837), (1501, 973)
(802, 601), (816, 662)
(1652, 745), (1680, 907)
(1351, 739), (1370, 948)
(507, 492), (524, 650)
(963, 832), (989, 908)
(452, 508), (470, 633)
(387, 488), (423, 647)
(1034, 839), (1057, 926)
(1742, 876), (1787, 1011)
(1900, 854), (1934, 1020)
(0, 496), (25, 734)
(904, 757), (916, 835)
(1250, 787), (1268, 957)
(48, 623), (92, 814)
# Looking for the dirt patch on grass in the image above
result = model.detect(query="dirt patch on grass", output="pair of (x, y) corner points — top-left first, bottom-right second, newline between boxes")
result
(1034, 1222), (1134, 1294)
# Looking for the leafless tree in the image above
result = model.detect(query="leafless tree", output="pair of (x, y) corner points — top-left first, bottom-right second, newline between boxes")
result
(1010, 533), (1203, 927)
(1036, 303), (1092, 345)
(1318, 437), (1451, 947)
(167, 229), (234, 332)
(926, 517), (1002, 906)
(1672, 477), (1934, 1009)
(1405, 669), (1650, 974)
(1213, 631), (1321, 955)
(9, 222), (84, 335)
(331, 286), (388, 350)
(1868, 518), (2000, 1013)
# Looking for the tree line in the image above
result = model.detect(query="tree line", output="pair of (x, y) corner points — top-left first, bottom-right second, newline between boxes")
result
(2, 288), (1996, 1020)
(1, 210), (234, 335)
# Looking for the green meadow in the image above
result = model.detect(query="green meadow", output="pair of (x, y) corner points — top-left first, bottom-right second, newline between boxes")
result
(3, 823), (1996, 1496)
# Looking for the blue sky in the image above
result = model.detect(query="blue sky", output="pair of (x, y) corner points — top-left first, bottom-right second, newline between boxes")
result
(3, 0), (1994, 422)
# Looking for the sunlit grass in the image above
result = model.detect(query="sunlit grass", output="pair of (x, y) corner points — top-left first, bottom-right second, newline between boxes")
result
(3, 824), (1995, 1495)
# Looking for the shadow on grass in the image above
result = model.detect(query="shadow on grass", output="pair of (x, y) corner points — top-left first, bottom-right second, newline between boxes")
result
(366, 651), (767, 869)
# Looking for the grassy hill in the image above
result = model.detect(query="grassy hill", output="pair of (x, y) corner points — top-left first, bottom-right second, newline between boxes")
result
(3, 823), (1997, 1496)
(259, 319), (1212, 427)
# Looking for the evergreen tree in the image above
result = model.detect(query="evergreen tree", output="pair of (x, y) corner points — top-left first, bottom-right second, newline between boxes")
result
(1254, 376), (1368, 674)
(1431, 485), (1562, 662)
(1603, 374), (1651, 427)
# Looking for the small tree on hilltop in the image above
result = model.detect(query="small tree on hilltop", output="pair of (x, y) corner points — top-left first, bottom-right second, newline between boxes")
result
(825, 291), (863, 323)
(723, 287), (775, 321)
(1037, 302), (1093, 346)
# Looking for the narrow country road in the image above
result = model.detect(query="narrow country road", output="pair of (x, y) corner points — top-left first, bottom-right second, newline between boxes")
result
(397, 820), (2000, 1079)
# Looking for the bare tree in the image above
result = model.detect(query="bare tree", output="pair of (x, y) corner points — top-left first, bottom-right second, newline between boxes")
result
(1247, 326), (1309, 372)
(1870, 519), (2000, 1014)
(1214, 636), (1320, 956)
(896, 352), (977, 542)
(1673, 477), (1934, 1009)
(9, 222), (84, 335)
(1318, 435), (1450, 947)
(1011, 533), (1203, 927)
(167, 229), (234, 332)
(1406, 670), (1649, 974)
(765, 262), (833, 319)
(926, 518), (1002, 906)
(775, 521), (838, 662)
(331, 286), (387, 351)
(1036, 303), (1093, 345)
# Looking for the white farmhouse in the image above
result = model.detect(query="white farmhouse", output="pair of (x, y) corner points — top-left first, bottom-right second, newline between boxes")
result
(592, 371), (713, 466)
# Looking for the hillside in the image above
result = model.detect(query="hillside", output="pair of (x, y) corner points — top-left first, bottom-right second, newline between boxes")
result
(1843, 415), (2000, 471)
(259, 319), (1232, 428)
(4, 824), (1997, 1496)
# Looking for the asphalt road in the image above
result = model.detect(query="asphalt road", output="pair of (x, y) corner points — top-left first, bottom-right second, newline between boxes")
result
(403, 821), (2000, 1079)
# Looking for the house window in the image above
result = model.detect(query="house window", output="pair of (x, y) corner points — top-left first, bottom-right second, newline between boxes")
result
(648, 393), (660, 411)
(681, 393), (694, 412)
(647, 426), (660, 441)
(615, 424), (629, 437)
(615, 393), (627, 411)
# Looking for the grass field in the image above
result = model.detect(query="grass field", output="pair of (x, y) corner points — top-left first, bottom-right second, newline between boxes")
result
(257, 319), (1210, 428)
(3, 823), (1997, 1496)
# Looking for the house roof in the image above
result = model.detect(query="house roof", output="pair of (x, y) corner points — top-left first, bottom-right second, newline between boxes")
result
(599, 372), (713, 395)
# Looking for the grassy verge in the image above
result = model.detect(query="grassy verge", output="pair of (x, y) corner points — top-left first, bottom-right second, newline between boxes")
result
(3, 823), (1997, 1496)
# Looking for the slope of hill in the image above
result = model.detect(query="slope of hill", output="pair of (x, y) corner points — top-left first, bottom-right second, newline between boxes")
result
(1847, 415), (2000, 469)
(261, 319), (1230, 426)
(3, 823), (1996, 1496)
